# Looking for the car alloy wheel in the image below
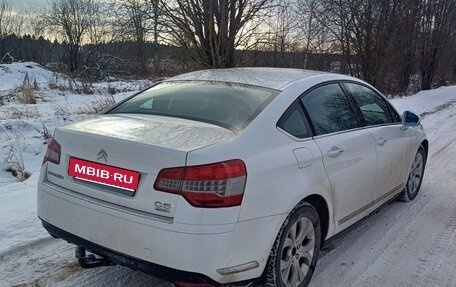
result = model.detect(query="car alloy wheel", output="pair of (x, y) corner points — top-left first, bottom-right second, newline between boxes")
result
(402, 146), (426, 201)
(265, 203), (321, 287)
(280, 217), (316, 286)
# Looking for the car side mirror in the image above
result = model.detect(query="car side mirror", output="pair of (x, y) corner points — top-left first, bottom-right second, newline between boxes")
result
(402, 111), (421, 127)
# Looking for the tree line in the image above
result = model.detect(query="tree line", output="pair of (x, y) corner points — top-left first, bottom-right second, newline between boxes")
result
(1, 0), (456, 95)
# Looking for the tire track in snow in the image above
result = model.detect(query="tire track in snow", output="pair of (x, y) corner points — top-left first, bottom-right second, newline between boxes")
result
(413, 207), (456, 287)
(11, 262), (82, 287)
(0, 236), (172, 287)
(0, 237), (79, 287)
(0, 237), (53, 259)
(411, 137), (456, 287)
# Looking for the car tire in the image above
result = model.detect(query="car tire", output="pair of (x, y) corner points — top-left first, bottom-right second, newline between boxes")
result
(399, 146), (426, 201)
(264, 202), (321, 287)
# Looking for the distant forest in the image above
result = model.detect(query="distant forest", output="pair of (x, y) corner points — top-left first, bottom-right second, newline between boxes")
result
(0, 34), (342, 78)
(0, 34), (191, 78)
(2, 0), (456, 95)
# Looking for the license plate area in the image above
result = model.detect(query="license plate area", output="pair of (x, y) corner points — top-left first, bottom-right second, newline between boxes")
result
(68, 157), (140, 193)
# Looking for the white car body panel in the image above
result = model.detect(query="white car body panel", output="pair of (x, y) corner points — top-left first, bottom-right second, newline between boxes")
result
(62, 114), (235, 150)
(37, 68), (428, 284)
(367, 125), (410, 201)
(313, 129), (378, 232)
(186, 130), (334, 225)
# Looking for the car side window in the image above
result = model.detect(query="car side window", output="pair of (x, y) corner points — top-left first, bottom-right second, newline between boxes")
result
(345, 83), (394, 126)
(300, 83), (358, 135)
(277, 102), (311, 138)
(387, 102), (402, 123)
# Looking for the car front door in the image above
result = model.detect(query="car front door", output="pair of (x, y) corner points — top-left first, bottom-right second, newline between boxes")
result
(344, 82), (410, 204)
(300, 83), (378, 231)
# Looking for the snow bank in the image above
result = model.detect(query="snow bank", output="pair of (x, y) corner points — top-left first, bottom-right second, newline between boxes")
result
(390, 85), (456, 115)
(0, 62), (54, 92)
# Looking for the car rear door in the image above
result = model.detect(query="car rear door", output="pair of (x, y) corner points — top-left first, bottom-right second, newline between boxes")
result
(300, 83), (378, 231)
(343, 82), (410, 203)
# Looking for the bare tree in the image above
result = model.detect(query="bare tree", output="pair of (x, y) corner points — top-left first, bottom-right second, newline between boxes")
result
(86, 5), (111, 46)
(418, 0), (456, 90)
(317, 0), (411, 89)
(264, 0), (299, 66)
(391, 0), (422, 93)
(315, 0), (356, 75)
(111, 0), (148, 74)
(0, 0), (13, 39)
(296, 0), (329, 68)
(0, 0), (13, 61)
(0, 0), (27, 61)
(162, 0), (271, 68)
(149, 0), (162, 70)
(108, 0), (163, 74)
(43, 0), (100, 72)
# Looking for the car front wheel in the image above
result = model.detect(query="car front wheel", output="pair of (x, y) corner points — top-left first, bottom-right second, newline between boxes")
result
(265, 203), (321, 287)
(401, 146), (426, 201)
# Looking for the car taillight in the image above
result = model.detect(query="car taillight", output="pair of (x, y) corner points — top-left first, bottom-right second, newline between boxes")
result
(42, 138), (61, 165)
(154, 159), (247, 208)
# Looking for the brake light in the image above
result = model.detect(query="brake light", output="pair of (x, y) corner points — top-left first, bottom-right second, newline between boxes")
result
(42, 138), (61, 165)
(154, 160), (247, 208)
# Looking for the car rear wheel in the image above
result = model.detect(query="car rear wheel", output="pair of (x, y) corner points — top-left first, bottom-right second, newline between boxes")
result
(265, 203), (321, 287)
(400, 146), (426, 201)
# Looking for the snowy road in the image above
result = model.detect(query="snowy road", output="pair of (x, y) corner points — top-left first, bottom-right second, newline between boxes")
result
(1, 84), (456, 286)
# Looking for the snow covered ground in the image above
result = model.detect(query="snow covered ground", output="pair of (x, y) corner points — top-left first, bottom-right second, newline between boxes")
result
(1, 62), (456, 286)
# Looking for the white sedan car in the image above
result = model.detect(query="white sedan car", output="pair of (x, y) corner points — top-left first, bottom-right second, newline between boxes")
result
(37, 68), (427, 287)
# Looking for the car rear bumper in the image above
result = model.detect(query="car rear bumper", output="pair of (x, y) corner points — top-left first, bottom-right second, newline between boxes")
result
(37, 180), (285, 284)
(41, 219), (219, 285)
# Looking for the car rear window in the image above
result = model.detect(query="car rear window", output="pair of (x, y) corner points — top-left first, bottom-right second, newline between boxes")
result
(107, 81), (278, 130)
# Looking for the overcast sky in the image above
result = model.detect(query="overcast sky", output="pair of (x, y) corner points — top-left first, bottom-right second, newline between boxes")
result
(13, 0), (48, 10)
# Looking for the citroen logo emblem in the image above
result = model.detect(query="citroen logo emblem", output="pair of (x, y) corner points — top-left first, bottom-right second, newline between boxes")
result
(97, 149), (108, 162)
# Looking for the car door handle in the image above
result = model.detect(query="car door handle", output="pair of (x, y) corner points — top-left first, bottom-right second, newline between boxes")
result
(377, 138), (388, 146)
(327, 146), (344, 158)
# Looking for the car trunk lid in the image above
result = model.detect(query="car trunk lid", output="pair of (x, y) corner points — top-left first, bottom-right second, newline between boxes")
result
(45, 114), (235, 219)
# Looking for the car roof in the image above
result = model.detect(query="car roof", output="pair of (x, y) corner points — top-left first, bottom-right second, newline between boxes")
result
(165, 67), (328, 91)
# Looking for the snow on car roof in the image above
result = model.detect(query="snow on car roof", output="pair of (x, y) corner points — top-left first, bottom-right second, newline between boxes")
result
(166, 67), (325, 90)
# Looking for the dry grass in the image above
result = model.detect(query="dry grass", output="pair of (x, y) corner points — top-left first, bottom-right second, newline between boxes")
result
(18, 85), (37, 104)
(107, 85), (118, 95)
(5, 166), (31, 181)
(75, 75), (95, 95)
(80, 82), (94, 94)
(85, 95), (116, 114)
(16, 73), (38, 104)
(7, 107), (40, 119)
(49, 76), (95, 95)
(19, 170), (32, 181)
(48, 75), (84, 94)
(48, 74), (71, 91)
(4, 145), (31, 182)
(52, 94), (116, 116)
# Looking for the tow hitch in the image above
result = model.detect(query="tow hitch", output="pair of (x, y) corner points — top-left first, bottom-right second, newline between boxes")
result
(75, 246), (113, 268)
